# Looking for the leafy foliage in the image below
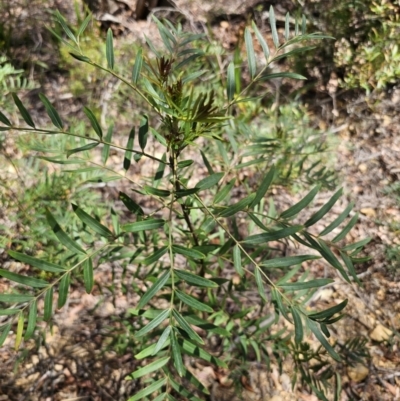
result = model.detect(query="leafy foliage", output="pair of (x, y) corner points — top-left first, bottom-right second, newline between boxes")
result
(0, 9), (367, 400)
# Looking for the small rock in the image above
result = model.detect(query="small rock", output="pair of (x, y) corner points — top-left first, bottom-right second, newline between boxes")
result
(370, 324), (393, 342)
(348, 363), (369, 382)
(360, 208), (376, 218)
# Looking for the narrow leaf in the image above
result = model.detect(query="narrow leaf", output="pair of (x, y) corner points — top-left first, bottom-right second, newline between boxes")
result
(214, 178), (235, 204)
(144, 186), (170, 197)
(340, 252), (360, 284)
(218, 194), (255, 217)
(24, 300), (37, 340)
(55, 10), (77, 43)
(172, 245), (205, 260)
(123, 127), (135, 171)
(77, 14), (91, 37)
(174, 269), (218, 288)
(8, 250), (66, 273)
(0, 323), (11, 347)
(292, 307), (303, 343)
(254, 268), (267, 301)
(102, 124), (113, 164)
(135, 309), (169, 338)
(261, 255), (320, 269)
(72, 204), (113, 238)
(69, 52), (91, 63)
(0, 111), (12, 126)
(280, 185), (320, 219)
(307, 319), (340, 361)
(200, 150), (214, 175)
(139, 115), (148, 151)
(233, 245), (244, 276)
(195, 172), (224, 190)
(132, 48), (143, 84)
(58, 272), (70, 309)
(83, 257), (94, 293)
(284, 12), (290, 40)
(308, 299), (348, 321)
(122, 218), (165, 233)
(128, 377), (167, 401)
(259, 72), (307, 81)
(251, 21), (270, 60)
(0, 294), (34, 303)
(106, 28), (114, 69)
(15, 313), (24, 350)
(175, 290), (213, 313)
(179, 338), (227, 368)
(46, 209), (85, 253)
(172, 309), (204, 344)
(271, 287), (291, 321)
(279, 278), (333, 291)
(142, 246), (168, 266)
(332, 213), (359, 243)
(242, 225), (303, 245)
(0, 309), (20, 316)
(317, 239), (350, 282)
(130, 356), (170, 379)
(84, 107), (102, 139)
(170, 329), (184, 377)
(138, 270), (170, 309)
(319, 202), (354, 236)
(39, 94), (63, 129)
(44, 288), (53, 321)
(0, 269), (48, 288)
(244, 27), (256, 79)
(119, 191), (144, 215)
(305, 188), (343, 227)
(250, 165), (275, 207)
(12, 93), (35, 128)
(227, 61), (235, 101)
(269, 6), (279, 47)
(66, 142), (98, 158)
(153, 325), (171, 355)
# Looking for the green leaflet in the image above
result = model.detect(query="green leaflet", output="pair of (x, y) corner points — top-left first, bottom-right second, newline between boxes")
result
(12, 93), (35, 128)
(174, 269), (218, 288)
(175, 290), (213, 313)
(242, 225), (303, 245)
(24, 300), (37, 340)
(130, 356), (170, 379)
(46, 209), (86, 253)
(137, 270), (170, 309)
(83, 258), (94, 293)
(195, 172), (224, 190)
(218, 194), (255, 218)
(0, 269), (48, 288)
(122, 218), (165, 233)
(227, 61), (235, 101)
(39, 94), (63, 129)
(123, 127), (135, 171)
(106, 28), (114, 69)
(132, 48), (143, 84)
(58, 272), (71, 309)
(135, 308), (170, 338)
(280, 185), (320, 219)
(244, 27), (256, 79)
(72, 204), (113, 238)
(250, 165), (275, 207)
(127, 377), (167, 401)
(83, 107), (103, 139)
(172, 245), (205, 260)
